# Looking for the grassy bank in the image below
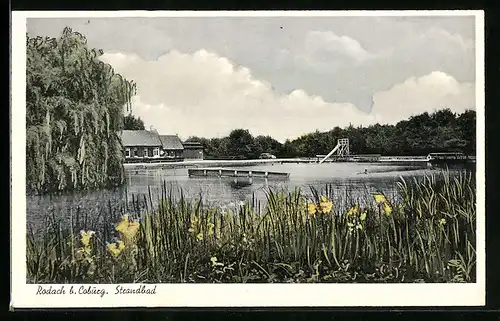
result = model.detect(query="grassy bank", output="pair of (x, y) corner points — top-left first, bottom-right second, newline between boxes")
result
(27, 170), (476, 283)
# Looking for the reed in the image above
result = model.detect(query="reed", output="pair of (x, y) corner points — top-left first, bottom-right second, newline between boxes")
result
(26, 170), (476, 283)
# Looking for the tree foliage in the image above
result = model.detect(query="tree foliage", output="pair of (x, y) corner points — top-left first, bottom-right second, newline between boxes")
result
(26, 27), (137, 194)
(123, 114), (145, 130)
(193, 109), (476, 159)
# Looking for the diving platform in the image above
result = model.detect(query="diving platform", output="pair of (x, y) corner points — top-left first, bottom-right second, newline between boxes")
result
(319, 138), (350, 164)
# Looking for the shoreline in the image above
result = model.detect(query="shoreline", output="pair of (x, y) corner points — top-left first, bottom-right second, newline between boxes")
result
(123, 158), (316, 169)
(122, 157), (474, 170)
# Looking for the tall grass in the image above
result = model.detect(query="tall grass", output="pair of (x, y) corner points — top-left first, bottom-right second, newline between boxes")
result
(26, 170), (476, 283)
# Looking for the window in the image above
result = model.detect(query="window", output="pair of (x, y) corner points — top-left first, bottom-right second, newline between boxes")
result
(125, 148), (130, 158)
(133, 148), (138, 157)
(153, 148), (159, 157)
(144, 148), (148, 158)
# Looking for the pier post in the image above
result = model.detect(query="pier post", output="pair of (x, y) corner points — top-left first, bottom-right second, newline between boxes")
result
(234, 170), (238, 177)
(219, 169), (222, 177)
(249, 171), (252, 177)
(203, 170), (207, 176)
(265, 171), (268, 178)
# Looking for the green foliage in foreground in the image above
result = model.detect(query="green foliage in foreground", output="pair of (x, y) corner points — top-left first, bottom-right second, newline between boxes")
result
(26, 27), (136, 195)
(27, 171), (476, 283)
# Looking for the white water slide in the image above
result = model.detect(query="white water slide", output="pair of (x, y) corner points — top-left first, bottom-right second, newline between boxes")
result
(319, 142), (340, 164)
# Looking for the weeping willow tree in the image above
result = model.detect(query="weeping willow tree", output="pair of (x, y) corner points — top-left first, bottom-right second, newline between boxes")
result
(26, 27), (137, 194)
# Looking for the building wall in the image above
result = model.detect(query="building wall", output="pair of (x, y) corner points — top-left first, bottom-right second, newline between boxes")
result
(125, 146), (161, 159)
(161, 149), (184, 159)
(183, 148), (204, 160)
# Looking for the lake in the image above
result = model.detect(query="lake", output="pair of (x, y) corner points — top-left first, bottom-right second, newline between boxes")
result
(26, 162), (471, 233)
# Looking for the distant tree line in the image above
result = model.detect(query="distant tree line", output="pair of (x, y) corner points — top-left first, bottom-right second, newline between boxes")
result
(26, 28), (136, 195)
(186, 109), (476, 159)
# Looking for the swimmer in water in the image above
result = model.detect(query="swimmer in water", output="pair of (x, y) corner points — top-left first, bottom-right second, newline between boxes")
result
(364, 169), (368, 174)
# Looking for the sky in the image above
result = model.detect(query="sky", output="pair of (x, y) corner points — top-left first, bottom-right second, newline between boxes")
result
(27, 15), (477, 142)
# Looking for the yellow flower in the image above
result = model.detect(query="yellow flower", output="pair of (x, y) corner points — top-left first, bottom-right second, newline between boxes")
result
(188, 215), (201, 234)
(107, 244), (120, 257)
(77, 246), (91, 256)
(307, 201), (317, 216)
(382, 203), (392, 216)
(207, 223), (215, 236)
(439, 218), (447, 225)
(196, 233), (203, 241)
(124, 222), (140, 242)
(80, 230), (95, 247)
(77, 230), (95, 260)
(373, 193), (392, 216)
(107, 241), (125, 257)
(319, 196), (333, 214)
(115, 215), (140, 244)
(346, 204), (359, 216)
(373, 193), (387, 204)
(360, 211), (367, 221)
(115, 215), (129, 232)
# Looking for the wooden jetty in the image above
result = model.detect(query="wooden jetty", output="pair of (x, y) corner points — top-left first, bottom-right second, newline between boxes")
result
(378, 156), (428, 163)
(188, 167), (290, 179)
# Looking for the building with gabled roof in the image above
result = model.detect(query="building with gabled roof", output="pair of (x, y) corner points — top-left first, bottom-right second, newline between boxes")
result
(159, 135), (184, 159)
(121, 130), (163, 161)
(121, 130), (185, 162)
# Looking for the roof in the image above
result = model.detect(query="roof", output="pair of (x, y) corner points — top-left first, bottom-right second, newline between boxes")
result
(183, 141), (204, 149)
(121, 130), (162, 147)
(159, 135), (184, 150)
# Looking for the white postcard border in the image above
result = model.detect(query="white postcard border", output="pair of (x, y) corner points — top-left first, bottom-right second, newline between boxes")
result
(11, 10), (486, 308)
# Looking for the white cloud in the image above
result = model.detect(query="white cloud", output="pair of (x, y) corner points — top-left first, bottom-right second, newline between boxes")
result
(28, 18), (476, 115)
(100, 50), (375, 142)
(100, 50), (474, 142)
(417, 27), (473, 53)
(294, 31), (375, 71)
(380, 27), (475, 82)
(371, 71), (475, 124)
(304, 30), (373, 62)
(286, 26), (474, 106)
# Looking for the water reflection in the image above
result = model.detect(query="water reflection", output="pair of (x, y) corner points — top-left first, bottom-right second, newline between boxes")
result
(27, 162), (473, 233)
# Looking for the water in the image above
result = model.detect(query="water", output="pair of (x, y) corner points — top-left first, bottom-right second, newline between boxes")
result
(26, 162), (467, 233)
